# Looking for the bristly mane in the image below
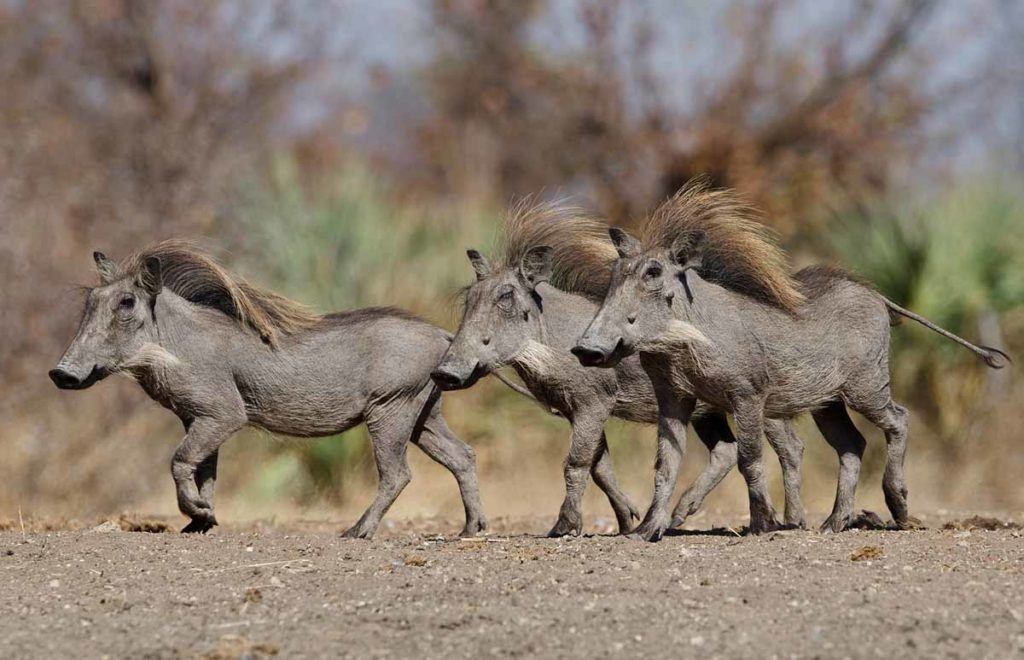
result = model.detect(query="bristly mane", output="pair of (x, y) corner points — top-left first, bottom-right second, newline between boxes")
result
(640, 178), (806, 314)
(794, 264), (871, 298)
(495, 199), (617, 299)
(119, 240), (322, 346)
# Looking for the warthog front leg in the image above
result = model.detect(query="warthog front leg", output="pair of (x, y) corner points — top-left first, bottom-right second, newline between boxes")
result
(173, 416), (243, 534)
(629, 395), (694, 542)
(763, 419), (806, 529)
(548, 414), (607, 537)
(670, 413), (737, 529)
(549, 416), (638, 537)
(732, 399), (781, 535)
(416, 412), (487, 537)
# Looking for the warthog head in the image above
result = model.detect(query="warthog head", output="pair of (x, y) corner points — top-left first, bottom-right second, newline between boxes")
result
(573, 228), (707, 368)
(431, 246), (552, 390)
(49, 252), (164, 390)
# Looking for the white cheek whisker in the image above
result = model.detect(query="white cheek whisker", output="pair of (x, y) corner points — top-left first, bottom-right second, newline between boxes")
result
(640, 320), (712, 370)
(512, 339), (559, 378)
(120, 342), (182, 371)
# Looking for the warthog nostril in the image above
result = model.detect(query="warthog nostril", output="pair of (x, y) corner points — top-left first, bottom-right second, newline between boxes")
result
(49, 368), (81, 390)
(570, 345), (607, 367)
(430, 368), (464, 390)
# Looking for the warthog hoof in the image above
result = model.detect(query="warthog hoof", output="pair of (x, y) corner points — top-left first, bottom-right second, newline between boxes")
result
(612, 503), (642, 535)
(460, 517), (488, 538)
(547, 516), (583, 538)
(181, 516), (217, 534)
(626, 519), (668, 543)
(746, 515), (784, 536)
(783, 516), (808, 531)
(819, 512), (852, 534)
(341, 524), (375, 540)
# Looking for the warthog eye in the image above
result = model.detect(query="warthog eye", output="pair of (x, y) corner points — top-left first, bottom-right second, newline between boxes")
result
(496, 288), (515, 311)
(119, 294), (136, 310)
(643, 264), (663, 281)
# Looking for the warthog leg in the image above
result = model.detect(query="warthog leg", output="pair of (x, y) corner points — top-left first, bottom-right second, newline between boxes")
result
(628, 395), (694, 542)
(844, 373), (919, 530)
(859, 401), (916, 529)
(732, 399), (781, 535)
(548, 414), (609, 537)
(549, 419), (639, 537)
(173, 415), (244, 534)
(416, 409), (487, 538)
(812, 402), (867, 533)
(589, 433), (641, 534)
(763, 419), (806, 529)
(341, 394), (428, 540)
(670, 413), (737, 528)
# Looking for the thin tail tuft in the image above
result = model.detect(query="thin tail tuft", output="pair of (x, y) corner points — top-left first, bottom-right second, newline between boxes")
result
(883, 298), (1011, 370)
(980, 346), (1011, 369)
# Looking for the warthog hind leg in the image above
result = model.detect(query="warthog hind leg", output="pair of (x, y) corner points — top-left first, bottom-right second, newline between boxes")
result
(812, 402), (867, 533)
(763, 419), (806, 529)
(732, 399), (781, 535)
(590, 434), (641, 534)
(670, 413), (737, 528)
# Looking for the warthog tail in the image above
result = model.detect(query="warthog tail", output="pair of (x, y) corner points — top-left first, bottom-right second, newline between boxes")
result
(883, 299), (1011, 369)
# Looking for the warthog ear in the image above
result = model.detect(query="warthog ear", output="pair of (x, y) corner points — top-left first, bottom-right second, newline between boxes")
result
(519, 245), (553, 288)
(136, 256), (163, 296)
(466, 249), (491, 281)
(608, 228), (641, 259)
(93, 251), (123, 284)
(670, 230), (706, 271)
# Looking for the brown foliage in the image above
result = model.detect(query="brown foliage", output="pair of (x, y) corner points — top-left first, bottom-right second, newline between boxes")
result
(417, 0), (943, 230)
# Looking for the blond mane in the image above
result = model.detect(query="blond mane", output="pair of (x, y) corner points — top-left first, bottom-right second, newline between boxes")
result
(120, 240), (321, 346)
(640, 178), (805, 313)
(493, 199), (617, 299)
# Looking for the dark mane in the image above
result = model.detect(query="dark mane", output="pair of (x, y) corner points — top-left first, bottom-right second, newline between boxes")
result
(322, 306), (426, 327)
(794, 264), (871, 298)
(794, 264), (898, 324)
(493, 199), (616, 299)
(120, 240), (321, 346)
(640, 178), (805, 313)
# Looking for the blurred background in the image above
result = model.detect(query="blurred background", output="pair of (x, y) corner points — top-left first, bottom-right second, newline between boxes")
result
(2, 0), (1022, 528)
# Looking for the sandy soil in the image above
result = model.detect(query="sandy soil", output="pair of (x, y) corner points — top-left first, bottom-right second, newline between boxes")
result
(1, 514), (1022, 659)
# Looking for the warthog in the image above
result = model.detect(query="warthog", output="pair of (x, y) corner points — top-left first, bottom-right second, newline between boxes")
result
(50, 240), (514, 538)
(430, 203), (810, 536)
(574, 181), (1010, 540)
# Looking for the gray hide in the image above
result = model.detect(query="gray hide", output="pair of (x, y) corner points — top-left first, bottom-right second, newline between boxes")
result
(575, 229), (1010, 541)
(50, 246), (487, 538)
(433, 246), (809, 536)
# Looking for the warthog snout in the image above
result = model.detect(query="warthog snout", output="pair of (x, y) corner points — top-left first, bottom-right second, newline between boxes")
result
(48, 365), (101, 390)
(570, 338), (621, 368)
(431, 366), (467, 390)
(431, 359), (485, 391)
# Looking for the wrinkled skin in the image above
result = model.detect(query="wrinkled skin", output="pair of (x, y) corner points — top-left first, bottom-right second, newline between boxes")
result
(432, 247), (808, 538)
(51, 252), (486, 538)
(575, 229), (916, 540)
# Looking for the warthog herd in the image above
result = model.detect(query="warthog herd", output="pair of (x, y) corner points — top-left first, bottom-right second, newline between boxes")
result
(50, 179), (1009, 540)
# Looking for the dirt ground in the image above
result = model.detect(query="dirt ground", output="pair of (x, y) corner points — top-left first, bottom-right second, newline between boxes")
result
(1, 514), (1022, 659)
